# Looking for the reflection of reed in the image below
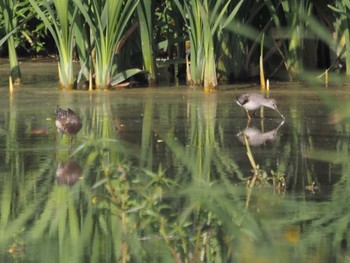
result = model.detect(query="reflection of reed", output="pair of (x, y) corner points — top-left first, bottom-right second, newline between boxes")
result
(189, 94), (217, 181)
(4, 90), (349, 262)
(114, 117), (143, 145)
(56, 161), (82, 186)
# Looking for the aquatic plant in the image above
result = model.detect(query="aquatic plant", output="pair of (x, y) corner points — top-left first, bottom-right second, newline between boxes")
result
(174, 0), (243, 91)
(0, 0), (22, 84)
(137, 0), (157, 85)
(73, 0), (140, 89)
(328, 2), (350, 75)
(73, 6), (92, 85)
(264, 0), (312, 78)
(28, 0), (76, 90)
(216, 0), (263, 81)
(262, 0), (338, 79)
(0, 0), (347, 88)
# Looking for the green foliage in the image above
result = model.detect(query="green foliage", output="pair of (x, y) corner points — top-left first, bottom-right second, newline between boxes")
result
(264, 0), (312, 78)
(73, 0), (140, 89)
(137, 0), (157, 85)
(1, 0), (350, 87)
(328, 1), (350, 75)
(174, 0), (243, 90)
(28, 0), (77, 89)
(0, 0), (22, 83)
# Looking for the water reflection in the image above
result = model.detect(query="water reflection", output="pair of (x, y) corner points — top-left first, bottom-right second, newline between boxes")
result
(237, 120), (285, 146)
(0, 85), (350, 262)
(56, 161), (82, 186)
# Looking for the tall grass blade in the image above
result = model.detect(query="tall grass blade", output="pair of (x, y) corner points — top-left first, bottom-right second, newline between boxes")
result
(260, 33), (266, 90)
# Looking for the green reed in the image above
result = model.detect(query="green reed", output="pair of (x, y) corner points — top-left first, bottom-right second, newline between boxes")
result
(1, 0), (349, 89)
(0, 0), (22, 84)
(264, 0), (313, 79)
(73, 0), (140, 89)
(137, 0), (157, 85)
(174, 0), (243, 91)
(28, 0), (76, 90)
(328, 2), (350, 75)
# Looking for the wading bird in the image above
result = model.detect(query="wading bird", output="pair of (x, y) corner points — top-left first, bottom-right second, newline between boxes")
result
(236, 93), (285, 120)
(55, 106), (82, 136)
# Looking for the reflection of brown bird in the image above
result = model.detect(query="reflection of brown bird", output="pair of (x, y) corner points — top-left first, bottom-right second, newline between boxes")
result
(56, 161), (82, 186)
(55, 106), (82, 136)
(237, 120), (284, 146)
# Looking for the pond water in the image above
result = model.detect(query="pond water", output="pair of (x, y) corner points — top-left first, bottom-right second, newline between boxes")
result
(1, 61), (350, 262)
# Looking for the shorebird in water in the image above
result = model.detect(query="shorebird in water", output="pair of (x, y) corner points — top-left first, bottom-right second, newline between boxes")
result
(55, 106), (82, 136)
(236, 93), (285, 120)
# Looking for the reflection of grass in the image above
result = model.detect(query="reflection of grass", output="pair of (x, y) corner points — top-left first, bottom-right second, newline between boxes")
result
(3, 91), (350, 262)
(244, 133), (286, 208)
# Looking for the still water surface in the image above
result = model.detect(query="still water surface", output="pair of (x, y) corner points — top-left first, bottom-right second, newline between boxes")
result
(0, 69), (350, 262)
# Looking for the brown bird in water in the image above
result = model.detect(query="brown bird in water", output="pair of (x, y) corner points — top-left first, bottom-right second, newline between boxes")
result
(55, 106), (82, 136)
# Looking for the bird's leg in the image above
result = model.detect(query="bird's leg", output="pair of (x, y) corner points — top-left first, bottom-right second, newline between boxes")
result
(246, 117), (251, 128)
(52, 134), (57, 162)
(246, 110), (251, 120)
(69, 136), (74, 152)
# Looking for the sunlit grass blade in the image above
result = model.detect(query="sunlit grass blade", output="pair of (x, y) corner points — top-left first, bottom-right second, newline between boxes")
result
(260, 34), (266, 90)
(110, 68), (142, 87)
(244, 134), (257, 172)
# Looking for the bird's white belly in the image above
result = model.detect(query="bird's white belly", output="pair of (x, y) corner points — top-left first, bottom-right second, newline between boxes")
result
(55, 120), (65, 133)
(243, 100), (260, 111)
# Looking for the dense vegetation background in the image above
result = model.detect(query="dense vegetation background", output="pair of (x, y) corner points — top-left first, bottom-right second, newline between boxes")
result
(0, 0), (347, 90)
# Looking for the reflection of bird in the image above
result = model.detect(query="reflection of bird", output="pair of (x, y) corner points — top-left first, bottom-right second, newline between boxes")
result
(237, 120), (284, 146)
(56, 161), (82, 186)
(236, 93), (285, 120)
(55, 106), (82, 136)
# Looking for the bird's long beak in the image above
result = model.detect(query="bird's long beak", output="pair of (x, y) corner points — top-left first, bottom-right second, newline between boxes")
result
(275, 107), (285, 119)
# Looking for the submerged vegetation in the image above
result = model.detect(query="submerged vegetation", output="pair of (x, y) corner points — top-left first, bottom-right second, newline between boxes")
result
(0, 0), (349, 89)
